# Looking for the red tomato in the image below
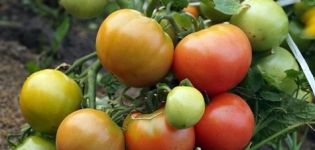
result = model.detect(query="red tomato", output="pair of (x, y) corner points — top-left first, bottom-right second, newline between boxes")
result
(195, 93), (255, 150)
(124, 108), (195, 150)
(173, 23), (252, 96)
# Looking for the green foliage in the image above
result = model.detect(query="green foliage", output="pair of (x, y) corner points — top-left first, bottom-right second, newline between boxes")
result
(302, 0), (315, 6)
(235, 68), (315, 149)
(161, 0), (189, 11)
(213, 0), (242, 15)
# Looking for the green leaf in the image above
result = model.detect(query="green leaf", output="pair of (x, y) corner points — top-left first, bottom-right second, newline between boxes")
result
(213, 0), (242, 15)
(26, 60), (41, 74)
(160, 0), (189, 11)
(259, 91), (284, 102)
(252, 97), (315, 148)
(51, 16), (70, 53)
(172, 12), (194, 29)
(241, 68), (264, 93)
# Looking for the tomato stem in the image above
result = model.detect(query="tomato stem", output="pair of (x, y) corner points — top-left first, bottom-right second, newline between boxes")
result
(250, 122), (315, 150)
(85, 60), (102, 108)
(65, 52), (97, 75)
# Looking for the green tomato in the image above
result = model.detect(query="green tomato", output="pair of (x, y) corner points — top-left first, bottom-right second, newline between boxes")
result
(16, 136), (55, 150)
(19, 69), (82, 133)
(231, 0), (288, 51)
(60, 0), (108, 19)
(200, 0), (230, 23)
(165, 86), (205, 129)
(255, 47), (300, 93)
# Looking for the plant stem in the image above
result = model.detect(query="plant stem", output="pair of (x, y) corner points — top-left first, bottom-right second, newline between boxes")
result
(250, 122), (315, 150)
(86, 60), (102, 108)
(65, 52), (97, 74)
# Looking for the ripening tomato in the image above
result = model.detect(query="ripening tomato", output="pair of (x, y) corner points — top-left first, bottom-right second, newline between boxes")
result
(56, 109), (124, 150)
(124, 108), (195, 150)
(19, 69), (82, 133)
(195, 93), (255, 150)
(165, 86), (205, 129)
(231, 0), (288, 51)
(60, 0), (108, 19)
(173, 23), (252, 96)
(96, 9), (174, 87)
(183, 5), (199, 18)
(16, 136), (55, 150)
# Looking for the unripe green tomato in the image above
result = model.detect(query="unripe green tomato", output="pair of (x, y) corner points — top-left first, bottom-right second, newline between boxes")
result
(200, 1), (230, 23)
(231, 0), (288, 51)
(165, 86), (205, 129)
(255, 47), (299, 92)
(16, 136), (55, 150)
(60, 0), (108, 19)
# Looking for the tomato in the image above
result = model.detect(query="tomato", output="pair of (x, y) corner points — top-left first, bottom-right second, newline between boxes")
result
(19, 69), (82, 133)
(199, 0), (230, 23)
(255, 47), (299, 92)
(59, 0), (108, 19)
(16, 136), (55, 150)
(195, 93), (255, 150)
(230, 0), (288, 51)
(183, 5), (199, 18)
(56, 109), (124, 150)
(124, 108), (195, 150)
(96, 9), (174, 87)
(173, 23), (252, 96)
(165, 86), (205, 129)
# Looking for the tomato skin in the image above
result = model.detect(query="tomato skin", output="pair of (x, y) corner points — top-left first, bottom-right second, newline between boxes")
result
(195, 93), (255, 150)
(231, 0), (288, 51)
(96, 9), (174, 87)
(124, 108), (195, 150)
(60, 0), (108, 19)
(16, 136), (55, 150)
(56, 109), (125, 150)
(165, 86), (205, 129)
(19, 69), (82, 133)
(173, 23), (252, 96)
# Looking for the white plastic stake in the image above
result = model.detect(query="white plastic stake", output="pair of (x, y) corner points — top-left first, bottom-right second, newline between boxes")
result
(286, 34), (315, 96)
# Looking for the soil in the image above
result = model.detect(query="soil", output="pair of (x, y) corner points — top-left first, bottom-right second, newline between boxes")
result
(0, 0), (96, 149)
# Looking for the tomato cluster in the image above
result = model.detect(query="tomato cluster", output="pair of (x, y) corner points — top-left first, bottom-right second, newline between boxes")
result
(15, 0), (310, 150)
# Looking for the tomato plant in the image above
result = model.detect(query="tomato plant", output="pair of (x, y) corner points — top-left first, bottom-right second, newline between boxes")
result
(195, 93), (255, 150)
(165, 86), (205, 129)
(231, 0), (288, 51)
(96, 9), (174, 87)
(56, 108), (124, 150)
(199, 0), (230, 23)
(15, 136), (55, 150)
(59, 0), (108, 19)
(19, 69), (82, 133)
(173, 23), (252, 96)
(124, 108), (195, 150)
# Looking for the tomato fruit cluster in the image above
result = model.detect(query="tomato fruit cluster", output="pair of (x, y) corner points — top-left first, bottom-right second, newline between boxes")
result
(14, 0), (312, 149)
